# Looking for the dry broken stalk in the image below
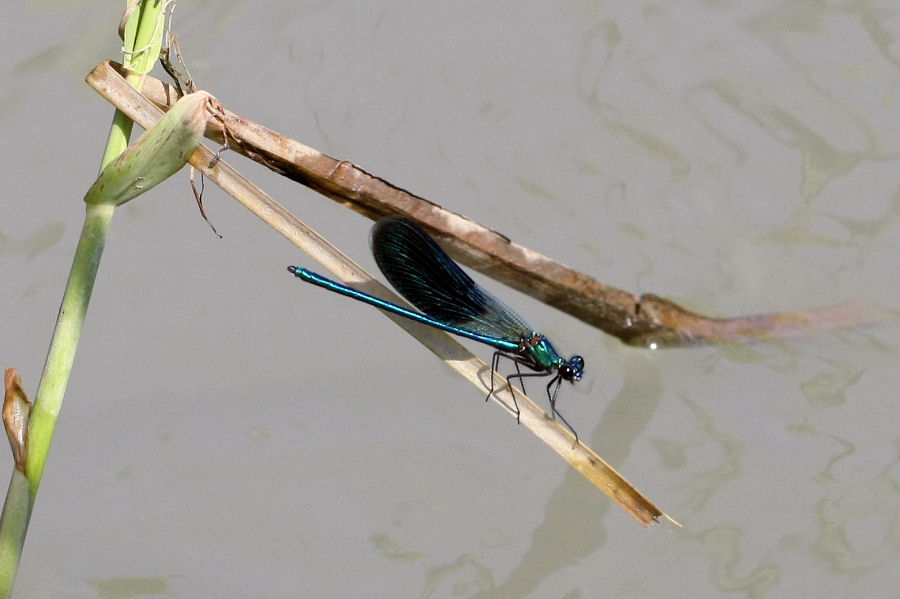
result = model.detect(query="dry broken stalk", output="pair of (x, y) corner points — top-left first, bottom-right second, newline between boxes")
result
(91, 61), (875, 349)
(86, 61), (682, 528)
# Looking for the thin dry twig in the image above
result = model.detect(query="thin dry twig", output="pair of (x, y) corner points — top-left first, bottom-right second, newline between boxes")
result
(86, 60), (679, 527)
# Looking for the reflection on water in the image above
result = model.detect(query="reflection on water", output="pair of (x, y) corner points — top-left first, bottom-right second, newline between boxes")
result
(0, 221), (66, 260)
(698, 523), (781, 597)
(422, 554), (495, 598)
(800, 365), (863, 408)
(372, 532), (424, 562)
(814, 459), (900, 579)
(88, 576), (170, 599)
(656, 393), (743, 517)
(470, 352), (662, 599)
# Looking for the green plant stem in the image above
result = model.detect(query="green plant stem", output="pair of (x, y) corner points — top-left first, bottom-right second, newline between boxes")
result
(0, 205), (113, 597)
(25, 204), (114, 491)
(103, 109), (136, 171)
(0, 1), (168, 593)
(104, 0), (168, 171)
(0, 472), (29, 598)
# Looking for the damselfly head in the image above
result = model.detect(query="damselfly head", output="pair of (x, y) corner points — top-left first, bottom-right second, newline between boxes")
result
(561, 355), (585, 382)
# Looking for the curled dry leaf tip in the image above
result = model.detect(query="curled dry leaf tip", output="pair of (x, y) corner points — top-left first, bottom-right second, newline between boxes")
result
(3, 368), (31, 471)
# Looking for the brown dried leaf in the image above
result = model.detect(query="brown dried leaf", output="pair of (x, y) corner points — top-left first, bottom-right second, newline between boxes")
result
(4, 367), (31, 471)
